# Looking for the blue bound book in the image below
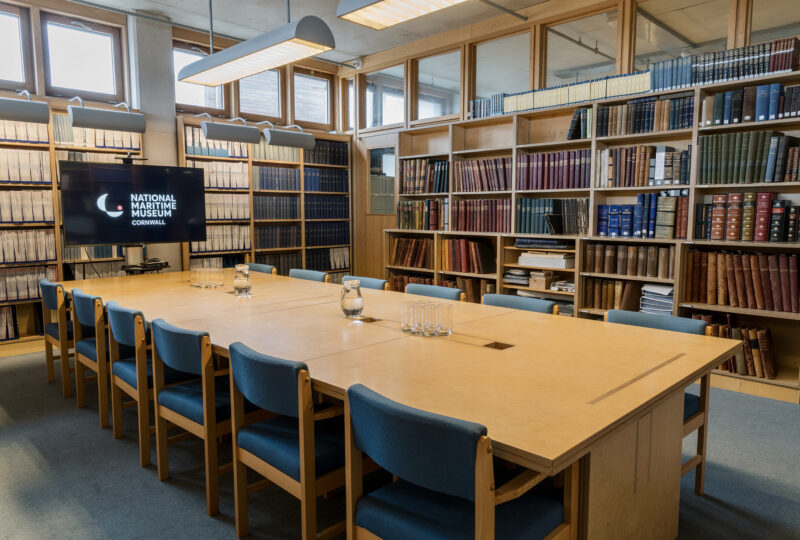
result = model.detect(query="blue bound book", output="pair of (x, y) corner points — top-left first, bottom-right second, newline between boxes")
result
(607, 204), (621, 237)
(634, 194), (645, 237)
(768, 83), (783, 121)
(755, 84), (771, 121)
(620, 205), (634, 236)
(647, 193), (658, 238)
(723, 91), (733, 124)
(597, 204), (610, 236)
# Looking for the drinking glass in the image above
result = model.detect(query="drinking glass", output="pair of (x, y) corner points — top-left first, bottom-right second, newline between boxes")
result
(190, 261), (201, 287)
(213, 258), (224, 288)
(411, 301), (426, 334)
(422, 303), (437, 337)
(436, 303), (453, 336)
(401, 301), (415, 332)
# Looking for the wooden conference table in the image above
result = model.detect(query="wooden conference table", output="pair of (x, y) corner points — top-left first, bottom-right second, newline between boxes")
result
(59, 270), (739, 539)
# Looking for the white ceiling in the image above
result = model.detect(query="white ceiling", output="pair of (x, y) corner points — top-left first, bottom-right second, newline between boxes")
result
(73, 0), (550, 64)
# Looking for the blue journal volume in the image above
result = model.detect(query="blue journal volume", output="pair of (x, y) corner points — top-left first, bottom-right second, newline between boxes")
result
(755, 84), (771, 121)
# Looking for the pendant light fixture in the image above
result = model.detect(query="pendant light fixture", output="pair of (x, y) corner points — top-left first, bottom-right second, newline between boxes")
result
(197, 114), (262, 144)
(337, 0), (469, 30)
(67, 97), (147, 133)
(178, 0), (335, 87)
(260, 122), (316, 150)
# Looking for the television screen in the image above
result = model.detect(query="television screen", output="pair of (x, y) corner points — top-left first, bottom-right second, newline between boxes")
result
(60, 162), (206, 246)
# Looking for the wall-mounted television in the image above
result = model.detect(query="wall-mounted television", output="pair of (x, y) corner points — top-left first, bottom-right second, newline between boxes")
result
(60, 162), (206, 246)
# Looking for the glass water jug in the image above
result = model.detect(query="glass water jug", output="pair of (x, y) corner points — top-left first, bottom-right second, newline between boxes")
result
(233, 264), (251, 298)
(341, 279), (364, 318)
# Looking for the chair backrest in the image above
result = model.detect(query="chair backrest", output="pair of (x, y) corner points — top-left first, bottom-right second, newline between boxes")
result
(606, 310), (708, 335)
(71, 288), (102, 327)
(405, 283), (463, 302)
(151, 319), (208, 375)
(289, 268), (328, 282)
(39, 278), (63, 311)
(347, 383), (487, 502)
(229, 342), (308, 418)
(247, 262), (276, 275)
(107, 300), (145, 348)
(342, 275), (387, 291)
(482, 293), (556, 314)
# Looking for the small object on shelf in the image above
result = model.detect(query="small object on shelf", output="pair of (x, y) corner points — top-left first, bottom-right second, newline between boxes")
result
(530, 271), (554, 290)
(550, 280), (575, 293)
(518, 251), (574, 269)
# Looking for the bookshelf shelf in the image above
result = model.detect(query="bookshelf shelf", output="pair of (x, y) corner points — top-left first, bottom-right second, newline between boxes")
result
(207, 219), (251, 224)
(711, 367), (800, 390)
(0, 222), (56, 229)
(698, 116), (800, 133)
(693, 182), (800, 192)
(254, 219), (302, 223)
(253, 190), (302, 194)
(594, 185), (687, 193)
(503, 263), (575, 272)
(254, 247), (302, 253)
(452, 147), (512, 155)
(304, 162), (349, 169)
(442, 230), (505, 237)
(184, 154), (247, 162)
(204, 188), (250, 193)
(190, 250), (251, 256)
(384, 229), (437, 235)
(307, 244), (350, 249)
(679, 303), (800, 321)
(438, 270), (496, 280)
(686, 240), (800, 249)
(580, 272), (674, 284)
(505, 233), (580, 240)
(305, 218), (350, 222)
(579, 308), (608, 316)
(516, 140), (591, 151)
(0, 141), (50, 149)
(398, 192), (449, 198)
(64, 257), (125, 264)
(504, 245), (575, 253)
(516, 188), (591, 195)
(0, 183), (53, 189)
(399, 152), (450, 160)
(0, 260), (56, 268)
(55, 145), (141, 155)
(251, 159), (301, 167)
(0, 298), (42, 308)
(502, 284), (575, 296)
(595, 128), (693, 144)
(587, 236), (680, 244)
(451, 190), (512, 196)
(305, 191), (350, 196)
(386, 265), (435, 274)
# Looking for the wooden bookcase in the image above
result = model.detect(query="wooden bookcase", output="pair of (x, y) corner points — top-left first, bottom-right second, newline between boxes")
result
(385, 69), (800, 403)
(176, 115), (353, 282)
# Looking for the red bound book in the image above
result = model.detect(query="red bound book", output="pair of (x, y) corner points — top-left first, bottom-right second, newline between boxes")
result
(789, 254), (799, 313)
(755, 192), (775, 242)
(758, 254), (774, 310)
(741, 254), (757, 309)
(726, 253), (738, 306)
(699, 252), (708, 300)
(732, 254), (746, 308)
(565, 151), (572, 190)
(768, 254), (783, 311)
(779, 254), (792, 312)
(537, 154), (544, 190)
(560, 151), (567, 190)
(725, 193), (743, 241)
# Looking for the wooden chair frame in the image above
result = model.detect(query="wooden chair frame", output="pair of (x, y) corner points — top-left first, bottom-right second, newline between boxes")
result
(41, 285), (74, 397)
(230, 366), (347, 540)
(344, 396), (578, 540)
(73, 296), (109, 428)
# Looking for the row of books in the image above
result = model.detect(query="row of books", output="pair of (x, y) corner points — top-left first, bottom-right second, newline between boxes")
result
(596, 94), (694, 136)
(253, 225), (300, 250)
(440, 238), (495, 275)
(650, 38), (799, 91)
(389, 237), (432, 269)
(684, 250), (799, 313)
(61, 245), (122, 261)
(0, 120), (48, 144)
(254, 252), (301, 276)
(254, 195), (299, 220)
(396, 199), (448, 231)
(184, 125), (248, 158)
(252, 139), (300, 163)
(566, 108), (592, 140)
(307, 246), (350, 271)
(0, 191), (54, 223)
(451, 199), (511, 233)
(0, 307), (16, 341)
(0, 230), (56, 263)
(205, 193), (250, 221)
(638, 284), (675, 315)
(53, 113), (140, 150)
(453, 157), (512, 192)
(440, 277), (496, 303)
(695, 314), (778, 379)
(55, 150), (118, 169)
(388, 273), (432, 292)
(306, 222), (349, 247)
(0, 149), (52, 184)
(253, 166), (301, 191)
(695, 193), (798, 242)
(596, 145), (691, 187)
(189, 225), (251, 253)
(700, 83), (795, 126)
(187, 160), (249, 190)
(0, 265), (56, 302)
(469, 93), (504, 119)
(583, 278), (643, 311)
(305, 195), (349, 220)
(697, 131), (797, 184)
(584, 242), (675, 280)
(597, 193), (689, 239)
(400, 159), (449, 194)
(304, 140), (348, 166)
(305, 167), (348, 193)
(517, 149), (591, 190)
(63, 261), (126, 280)
(516, 198), (589, 236)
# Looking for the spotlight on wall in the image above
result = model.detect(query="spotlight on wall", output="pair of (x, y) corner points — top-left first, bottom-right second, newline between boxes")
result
(67, 97), (146, 133)
(198, 114), (262, 144)
(259, 122), (316, 150)
(0, 91), (50, 124)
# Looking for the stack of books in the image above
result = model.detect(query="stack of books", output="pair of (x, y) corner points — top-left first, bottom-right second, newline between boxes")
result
(389, 273), (432, 292)
(518, 251), (574, 269)
(596, 145), (691, 187)
(503, 268), (529, 286)
(639, 284), (675, 315)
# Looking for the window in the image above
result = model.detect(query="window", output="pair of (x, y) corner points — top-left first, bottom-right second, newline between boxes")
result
(366, 64), (404, 128)
(0, 4), (32, 91)
(750, 0), (800, 44)
(475, 33), (529, 101)
(293, 68), (332, 128)
(346, 78), (355, 131)
(41, 13), (123, 102)
(546, 12), (617, 87)
(238, 69), (282, 120)
(369, 147), (395, 214)
(173, 44), (225, 112)
(416, 50), (460, 120)
(634, 0), (728, 72)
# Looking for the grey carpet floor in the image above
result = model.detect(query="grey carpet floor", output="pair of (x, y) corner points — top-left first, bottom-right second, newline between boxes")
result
(1, 351), (798, 539)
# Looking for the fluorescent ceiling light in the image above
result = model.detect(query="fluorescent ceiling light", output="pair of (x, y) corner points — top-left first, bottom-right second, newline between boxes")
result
(178, 16), (334, 87)
(67, 97), (146, 133)
(260, 122), (316, 150)
(199, 115), (262, 144)
(0, 91), (50, 124)
(337, 0), (469, 30)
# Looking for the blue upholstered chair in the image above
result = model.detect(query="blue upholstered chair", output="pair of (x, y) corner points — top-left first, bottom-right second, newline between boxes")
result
(405, 283), (465, 302)
(289, 268), (330, 283)
(246, 262), (277, 275)
(342, 275), (389, 290)
(151, 319), (262, 516)
(482, 294), (559, 315)
(72, 288), (113, 428)
(605, 309), (710, 495)
(228, 342), (348, 539)
(40, 278), (74, 397)
(344, 384), (577, 539)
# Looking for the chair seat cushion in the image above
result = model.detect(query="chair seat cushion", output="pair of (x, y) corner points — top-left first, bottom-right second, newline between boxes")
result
(355, 478), (563, 540)
(112, 356), (195, 390)
(684, 392), (701, 421)
(157, 376), (254, 425)
(76, 338), (133, 362)
(237, 415), (344, 482)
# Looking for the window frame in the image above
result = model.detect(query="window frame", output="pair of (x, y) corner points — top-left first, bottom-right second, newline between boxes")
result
(172, 40), (231, 117)
(291, 66), (335, 131)
(470, 30), (532, 106)
(340, 76), (355, 133)
(362, 63), (406, 131)
(411, 48), (463, 125)
(234, 66), (286, 125)
(0, 2), (34, 93)
(40, 11), (124, 103)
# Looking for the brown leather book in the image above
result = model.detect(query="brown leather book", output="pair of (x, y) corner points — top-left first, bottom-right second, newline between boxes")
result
(620, 282), (643, 311)
(725, 253), (739, 307)
(613, 280), (624, 310)
(594, 243), (604, 273)
(717, 253), (728, 307)
(616, 245), (627, 275)
(686, 251), (696, 301)
(657, 247), (669, 279)
(699, 252), (708, 302)
(593, 278), (602, 308)
(778, 254), (791, 312)
(637, 246), (647, 277)
(757, 328), (777, 380)
(758, 254), (774, 311)
(708, 323), (719, 337)
(668, 246), (676, 279)
(740, 326), (755, 376)
(585, 243), (595, 272)
(741, 254), (757, 309)
(767, 254), (783, 312)
(749, 255), (765, 310)
(626, 246), (637, 276)
(730, 327), (748, 375)
(749, 328), (764, 378)
(585, 278), (595, 309)
(600, 278), (607, 309)
(603, 245), (616, 274)
(732, 254), (747, 309)
(706, 252), (718, 304)
(790, 254), (799, 313)
(606, 280), (616, 310)
(646, 246), (658, 277)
